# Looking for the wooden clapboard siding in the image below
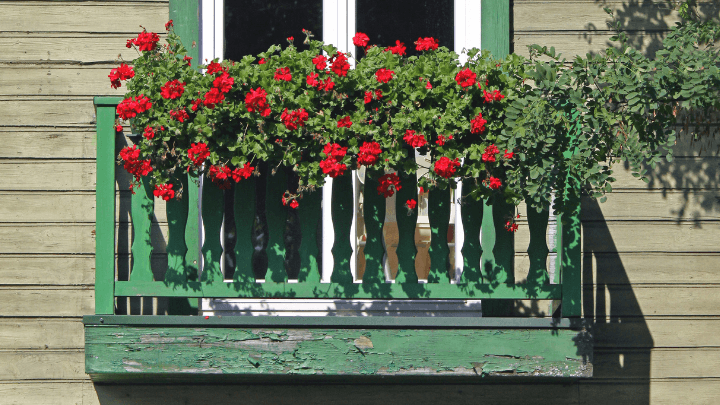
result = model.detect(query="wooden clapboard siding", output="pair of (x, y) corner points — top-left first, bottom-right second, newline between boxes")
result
(0, 319), (85, 349)
(0, 66), (126, 96)
(0, 288), (94, 317)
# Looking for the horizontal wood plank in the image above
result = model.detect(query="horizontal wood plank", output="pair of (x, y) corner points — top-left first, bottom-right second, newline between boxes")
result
(0, 319), (84, 349)
(0, 98), (95, 126)
(0, 1), (168, 34)
(0, 67), (124, 96)
(0, 381), (87, 405)
(0, 129), (96, 158)
(514, 31), (668, 58)
(0, 255), (95, 285)
(0, 288), (94, 317)
(0, 350), (87, 380)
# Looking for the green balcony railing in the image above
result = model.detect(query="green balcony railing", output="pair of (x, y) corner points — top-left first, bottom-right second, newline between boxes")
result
(93, 96), (582, 317)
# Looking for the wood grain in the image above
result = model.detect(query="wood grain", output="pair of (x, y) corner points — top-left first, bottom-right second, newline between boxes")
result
(0, 319), (84, 349)
(0, 288), (94, 317)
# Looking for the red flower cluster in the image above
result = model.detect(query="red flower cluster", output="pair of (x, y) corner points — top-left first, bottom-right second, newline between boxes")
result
(488, 176), (502, 189)
(165, 20), (174, 30)
(119, 145), (153, 180)
(306, 73), (335, 91)
(245, 87), (271, 116)
(213, 72), (234, 93)
(319, 143), (348, 178)
(153, 183), (175, 201)
(161, 80), (186, 99)
(406, 199), (417, 210)
(435, 134), (453, 146)
(143, 126), (155, 140)
(385, 40), (407, 56)
(208, 163), (255, 189)
(483, 89), (505, 103)
(337, 116), (352, 128)
(433, 156), (461, 178)
(375, 68), (394, 83)
(258, 58), (266, 64)
(470, 112), (487, 134)
(280, 108), (309, 130)
(482, 144), (500, 162)
(312, 55), (327, 70)
(183, 56), (192, 66)
(206, 61), (226, 75)
(403, 130), (427, 148)
(426, 81), (432, 89)
(282, 197), (300, 209)
(187, 142), (210, 166)
(115, 124), (123, 132)
(353, 32), (370, 48)
(358, 141), (382, 166)
(504, 149), (514, 159)
(203, 88), (224, 109)
(330, 52), (350, 77)
(169, 108), (189, 122)
(505, 220), (518, 232)
(126, 31), (160, 52)
(364, 90), (383, 104)
(108, 63), (135, 89)
(377, 173), (402, 198)
(455, 68), (477, 88)
(415, 37), (439, 51)
(274, 67), (292, 81)
(116, 95), (152, 120)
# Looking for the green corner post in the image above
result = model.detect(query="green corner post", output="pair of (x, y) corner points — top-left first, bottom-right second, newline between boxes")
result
(481, 0), (512, 317)
(94, 97), (123, 315)
(169, 0), (200, 314)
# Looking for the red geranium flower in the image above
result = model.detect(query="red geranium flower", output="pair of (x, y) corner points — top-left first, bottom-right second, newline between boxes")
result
(245, 87), (271, 117)
(385, 40), (407, 56)
(306, 73), (320, 87)
(471, 112), (487, 134)
(213, 72), (234, 93)
(415, 37), (439, 51)
(169, 108), (189, 122)
(231, 163), (255, 182)
(504, 150), (515, 160)
(488, 176), (502, 189)
(161, 80), (186, 99)
(482, 144), (500, 162)
(258, 58), (266, 64)
(364, 91), (373, 104)
(142, 126), (154, 140)
(165, 20), (174, 30)
(377, 173), (402, 198)
(358, 141), (382, 166)
(119, 145), (153, 180)
(353, 32), (370, 48)
(455, 68), (477, 88)
(116, 94), (152, 120)
(128, 31), (160, 52)
(375, 68), (395, 83)
(433, 157), (461, 178)
(312, 55), (327, 70)
(403, 130), (427, 148)
(108, 63), (134, 89)
(406, 199), (417, 210)
(330, 52), (350, 77)
(187, 143), (210, 166)
(280, 108), (309, 131)
(435, 134), (453, 146)
(337, 116), (352, 128)
(319, 143), (348, 178)
(483, 89), (505, 103)
(203, 87), (225, 108)
(206, 61), (226, 75)
(505, 220), (518, 232)
(425, 81), (432, 89)
(153, 183), (175, 201)
(115, 124), (123, 132)
(317, 77), (335, 92)
(274, 67), (292, 81)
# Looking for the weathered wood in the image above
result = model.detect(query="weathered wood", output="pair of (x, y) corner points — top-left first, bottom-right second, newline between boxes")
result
(514, 1), (719, 32)
(0, 382), (88, 405)
(0, 35), (159, 63)
(0, 255), (96, 285)
(0, 98), (95, 126)
(514, 31), (669, 59)
(0, 2), (168, 33)
(85, 325), (591, 378)
(579, 379), (720, 405)
(0, 67), (126, 96)
(593, 318), (720, 348)
(0, 288), (94, 317)
(0, 319), (84, 349)
(0, 129), (96, 158)
(0, 350), (87, 380)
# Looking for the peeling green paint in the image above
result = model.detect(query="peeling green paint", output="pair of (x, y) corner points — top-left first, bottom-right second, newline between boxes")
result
(86, 326), (592, 380)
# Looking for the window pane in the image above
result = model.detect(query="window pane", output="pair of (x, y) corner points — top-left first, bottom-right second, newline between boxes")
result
(356, 0), (454, 56)
(224, 0), (323, 61)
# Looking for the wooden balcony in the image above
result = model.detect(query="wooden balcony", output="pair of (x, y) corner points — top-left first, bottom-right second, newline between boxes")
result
(84, 96), (592, 381)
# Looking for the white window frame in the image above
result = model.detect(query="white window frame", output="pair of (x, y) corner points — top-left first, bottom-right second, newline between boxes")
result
(200, 0), (484, 316)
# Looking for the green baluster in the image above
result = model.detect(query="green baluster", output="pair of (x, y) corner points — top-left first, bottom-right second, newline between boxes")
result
(264, 168), (288, 283)
(330, 172), (354, 285)
(361, 175), (386, 285)
(460, 179), (483, 284)
(394, 170), (418, 284)
(129, 176), (154, 282)
(427, 186), (451, 283)
(297, 189), (322, 284)
(200, 179), (224, 286)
